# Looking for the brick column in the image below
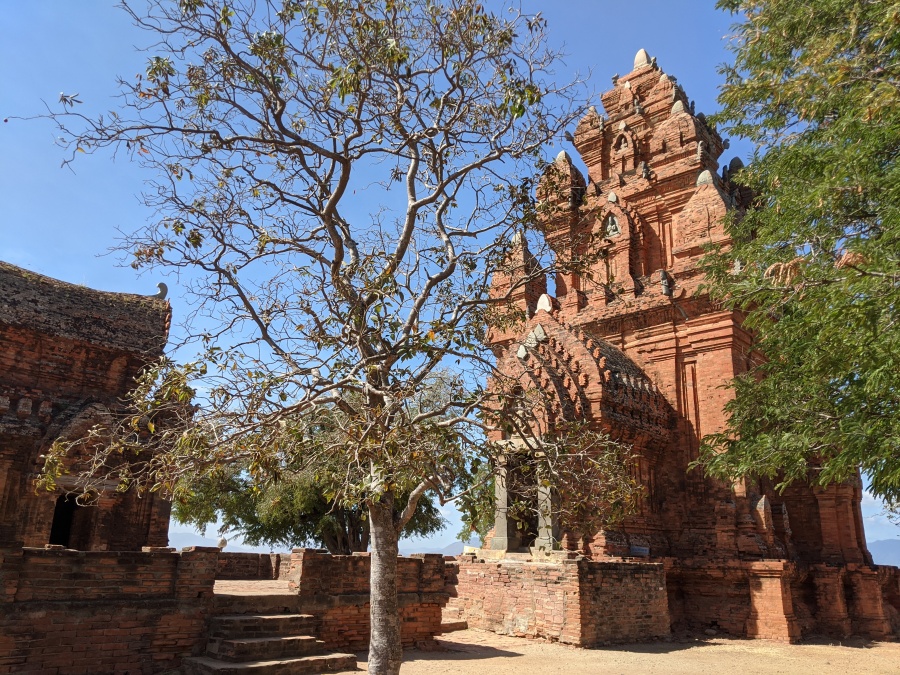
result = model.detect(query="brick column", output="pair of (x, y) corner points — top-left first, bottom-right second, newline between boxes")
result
(845, 565), (892, 638)
(745, 561), (801, 642)
(810, 565), (851, 636)
(175, 546), (218, 602)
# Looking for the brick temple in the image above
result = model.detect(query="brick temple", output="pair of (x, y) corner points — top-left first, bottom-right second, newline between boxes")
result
(0, 261), (172, 551)
(0, 49), (898, 675)
(455, 49), (900, 642)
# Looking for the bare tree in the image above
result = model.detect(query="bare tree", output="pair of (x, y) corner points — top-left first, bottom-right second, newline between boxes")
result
(35, 2), (641, 672)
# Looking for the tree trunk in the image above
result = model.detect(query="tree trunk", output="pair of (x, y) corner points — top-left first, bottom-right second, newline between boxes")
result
(368, 496), (402, 675)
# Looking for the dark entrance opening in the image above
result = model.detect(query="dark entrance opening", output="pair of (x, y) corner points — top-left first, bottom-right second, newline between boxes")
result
(49, 494), (78, 547)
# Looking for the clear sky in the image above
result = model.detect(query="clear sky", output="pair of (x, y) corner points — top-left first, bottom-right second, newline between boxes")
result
(2, 1), (896, 550)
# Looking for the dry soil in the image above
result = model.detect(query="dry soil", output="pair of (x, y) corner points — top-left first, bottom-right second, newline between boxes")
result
(337, 628), (900, 674)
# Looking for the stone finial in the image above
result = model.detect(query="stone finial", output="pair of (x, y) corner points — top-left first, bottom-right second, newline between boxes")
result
(729, 156), (745, 172)
(217, 536), (228, 550)
(612, 73), (619, 85)
(671, 100), (685, 115)
(556, 150), (572, 165)
(535, 294), (556, 313)
(607, 191), (618, 203)
(696, 170), (714, 186)
(152, 282), (168, 300)
(633, 48), (652, 69)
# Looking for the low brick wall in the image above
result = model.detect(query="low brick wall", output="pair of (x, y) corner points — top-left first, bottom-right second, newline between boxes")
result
(287, 549), (447, 650)
(0, 546), (218, 674)
(216, 552), (291, 580)
(450, 556), (669, 646)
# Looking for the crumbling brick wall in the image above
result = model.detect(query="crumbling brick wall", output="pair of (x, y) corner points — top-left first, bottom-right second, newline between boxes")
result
(450, 556), (669, 646)
(0, 546), (217, 674)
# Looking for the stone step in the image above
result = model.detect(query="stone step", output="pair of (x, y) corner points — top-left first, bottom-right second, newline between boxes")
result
(182, 653), (357, 675)
(207, 635), (324, 662)
(209, 614), (319, 639)
(213, 594), (300, 615)
(439, 620), (468, 633)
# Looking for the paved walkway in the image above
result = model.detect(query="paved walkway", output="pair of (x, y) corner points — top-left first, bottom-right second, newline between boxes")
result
(335, 628), (900, 674)
(213, 579), (294, 595)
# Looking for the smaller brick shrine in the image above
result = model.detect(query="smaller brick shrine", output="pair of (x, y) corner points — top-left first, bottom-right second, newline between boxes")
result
(0, 261), (172, 551)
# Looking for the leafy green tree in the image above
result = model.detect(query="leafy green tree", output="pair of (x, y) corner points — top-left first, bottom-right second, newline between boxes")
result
(173, 466), (446, 554)
(698, 1), (900, 503)
(36, 2), (614, 672)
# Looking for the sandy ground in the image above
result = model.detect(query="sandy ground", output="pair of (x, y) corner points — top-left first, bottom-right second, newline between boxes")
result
(336, 628), (900, 674)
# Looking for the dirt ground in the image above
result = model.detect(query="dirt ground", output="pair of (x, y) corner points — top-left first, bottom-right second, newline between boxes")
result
(337, 628), (900, 674)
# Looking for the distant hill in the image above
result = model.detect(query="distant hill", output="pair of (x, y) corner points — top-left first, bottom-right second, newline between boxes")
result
(167, 531), (271, 553)
(869, 539), (900, 567)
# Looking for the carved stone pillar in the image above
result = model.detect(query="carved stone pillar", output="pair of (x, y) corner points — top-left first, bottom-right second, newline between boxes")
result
(490, 461), (515, 552)
(533, 478), (557, 553)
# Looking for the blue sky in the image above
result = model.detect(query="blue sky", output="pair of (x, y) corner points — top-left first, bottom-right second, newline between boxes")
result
(2, 1), (896, 551)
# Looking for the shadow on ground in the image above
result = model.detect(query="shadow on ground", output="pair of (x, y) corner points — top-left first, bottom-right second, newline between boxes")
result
(602, 632), (881, 654)
(355, 638), (522, 665)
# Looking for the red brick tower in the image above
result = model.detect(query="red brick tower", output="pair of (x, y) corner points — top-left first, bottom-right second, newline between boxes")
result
(483, 50), (897, 640)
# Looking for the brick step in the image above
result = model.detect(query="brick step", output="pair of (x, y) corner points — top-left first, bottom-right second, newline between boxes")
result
(213, 594), (300, 615)
(439, 620), (468, 633)
(209, 614), (319, 639)
(182, 653), (357, 674)
(207, 635), (324, 662)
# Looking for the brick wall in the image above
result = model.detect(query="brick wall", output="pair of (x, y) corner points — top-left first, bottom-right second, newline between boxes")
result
(286, 549), (447, 650)
(578, 561), (669, 644)
(216, 552), (291, 580)
(450, 556), (669, 646)
(665, 558), (897, 642)
(666, 559), (754, 636)
(0, 546), (217, 674)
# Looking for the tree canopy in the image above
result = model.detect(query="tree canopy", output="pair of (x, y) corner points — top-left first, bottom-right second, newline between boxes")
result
(35, 2), (644, 672)
(699, 0), (900, 503)
(172, 465), (446, 554)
